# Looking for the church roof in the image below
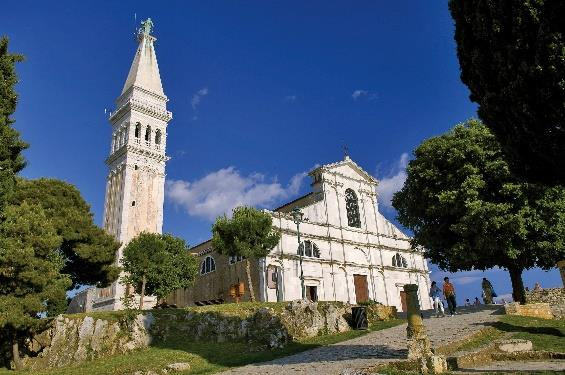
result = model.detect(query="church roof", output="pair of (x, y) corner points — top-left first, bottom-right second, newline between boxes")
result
(273, 192), (322, 213)
(310, 155), (378, 184)
(121, 33), (165, 96)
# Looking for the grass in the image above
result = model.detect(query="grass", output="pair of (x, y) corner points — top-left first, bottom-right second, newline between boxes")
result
(370, 314), (565, 375)
(435, 327), (505, 355)
(0, 318), (403, 375)
(494, 314), (565, 352)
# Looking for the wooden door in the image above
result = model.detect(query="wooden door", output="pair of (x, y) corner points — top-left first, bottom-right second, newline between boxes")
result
(353, 274), (369, 303)
(400, 291), (407, 312)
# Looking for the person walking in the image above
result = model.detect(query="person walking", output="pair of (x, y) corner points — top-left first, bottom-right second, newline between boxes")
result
(443, 277), (457, 316)
(481, 277), (495, 304)
(429, 281), (445, 317)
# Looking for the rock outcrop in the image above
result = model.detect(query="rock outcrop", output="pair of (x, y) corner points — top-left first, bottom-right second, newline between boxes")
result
(22, 313), (153, 369)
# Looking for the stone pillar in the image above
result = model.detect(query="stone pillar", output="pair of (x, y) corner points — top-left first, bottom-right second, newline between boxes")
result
(558, 260), (565, 287)
(404, 284), (432, 360)
(404, 284), (447, 374)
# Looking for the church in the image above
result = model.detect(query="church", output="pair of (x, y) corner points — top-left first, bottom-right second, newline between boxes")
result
(167, 156), (433, 312)
(68, 20), (432, 313)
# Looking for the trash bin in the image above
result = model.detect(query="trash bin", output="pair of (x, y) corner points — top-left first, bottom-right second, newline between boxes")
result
(351, 306), (368, 329)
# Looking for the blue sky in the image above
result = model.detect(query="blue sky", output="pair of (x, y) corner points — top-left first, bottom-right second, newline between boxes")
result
(3, 1), (561, 304)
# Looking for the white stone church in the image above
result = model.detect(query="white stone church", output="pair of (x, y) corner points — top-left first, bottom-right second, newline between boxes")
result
(68, 21), (432, 313)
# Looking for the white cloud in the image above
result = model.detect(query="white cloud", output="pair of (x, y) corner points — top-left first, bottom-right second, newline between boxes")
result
(376, 153), (409, 209)
(284, 95), (297, 102)
(352, 89), (368, 100)
(166, 167), (307, 221)
(191, 87), (209, 110)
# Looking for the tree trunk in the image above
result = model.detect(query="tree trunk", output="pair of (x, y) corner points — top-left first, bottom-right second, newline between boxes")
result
(508, 265), (526, 304)
(12, 337), (22, 371)
(245, 258), (255, 302)
(139, 274), (146, 310)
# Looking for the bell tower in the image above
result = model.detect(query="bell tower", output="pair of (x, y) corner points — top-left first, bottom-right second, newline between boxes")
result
(94, 19), (172, 310)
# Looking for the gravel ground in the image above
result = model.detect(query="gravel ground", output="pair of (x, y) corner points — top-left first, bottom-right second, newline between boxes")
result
(220, 306), (503, 375)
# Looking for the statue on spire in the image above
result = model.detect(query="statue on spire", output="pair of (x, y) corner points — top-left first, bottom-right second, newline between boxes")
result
(139, 18), (154, 36)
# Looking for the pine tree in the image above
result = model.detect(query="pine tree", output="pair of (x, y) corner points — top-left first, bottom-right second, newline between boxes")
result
(122, 232), (198, 309)
(212, 207), (280, 302)
(0, 36), (27, 213)
(0, 203), (71, 370)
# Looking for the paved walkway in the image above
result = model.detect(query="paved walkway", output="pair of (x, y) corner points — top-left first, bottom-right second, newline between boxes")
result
(220, 306), (502, 375)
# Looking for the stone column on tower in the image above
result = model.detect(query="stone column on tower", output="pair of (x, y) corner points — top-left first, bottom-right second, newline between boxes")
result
(92, 20), (172, 311)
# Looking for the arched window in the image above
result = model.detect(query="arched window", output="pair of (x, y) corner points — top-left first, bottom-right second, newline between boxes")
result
(345, 189), (361, 228)
(298, 240), (320, 258)
(392, 253), (408, 268)
(155, 129), (162, 145)
(145, 126), (151, 142)
(134, 123), (141, 138)
(200, 256), (216, 275)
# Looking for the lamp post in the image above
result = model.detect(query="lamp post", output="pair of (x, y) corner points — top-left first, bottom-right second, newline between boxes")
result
(290, 208), (305, 300)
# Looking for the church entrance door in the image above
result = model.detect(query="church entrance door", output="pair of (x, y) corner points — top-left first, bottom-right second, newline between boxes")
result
(353, 274), (369, 303)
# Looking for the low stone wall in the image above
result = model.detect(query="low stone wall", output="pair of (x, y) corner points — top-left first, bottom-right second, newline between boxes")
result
(21, 300), (398, 369)
(526, 288), (565, 319)
(152, 300), (353, 349)
(504, 302), (554, 320)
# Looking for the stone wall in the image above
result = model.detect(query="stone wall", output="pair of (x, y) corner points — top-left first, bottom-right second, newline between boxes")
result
(153, 300), (353, 350)
(21, 300), (397, 370)
(166, 243), (261, 306)
(504, 302), (554, 320)
(526, 288), (565, 319)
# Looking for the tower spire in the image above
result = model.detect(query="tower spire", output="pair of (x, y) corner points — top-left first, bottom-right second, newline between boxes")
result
(94, 18), (172, 311)
(121, 18), (164, 96)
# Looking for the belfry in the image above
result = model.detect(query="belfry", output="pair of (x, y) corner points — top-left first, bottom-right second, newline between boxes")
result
(93, 19), (172, 310)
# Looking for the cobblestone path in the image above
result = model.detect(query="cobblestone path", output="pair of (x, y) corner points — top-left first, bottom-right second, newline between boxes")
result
(220, 306), (502, 375)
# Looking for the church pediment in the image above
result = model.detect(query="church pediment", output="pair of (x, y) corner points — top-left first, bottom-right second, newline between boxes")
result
(310, 156), (377, 184)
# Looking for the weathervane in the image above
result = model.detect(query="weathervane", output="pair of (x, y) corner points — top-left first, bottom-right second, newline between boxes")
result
(343, 144), (349, 158)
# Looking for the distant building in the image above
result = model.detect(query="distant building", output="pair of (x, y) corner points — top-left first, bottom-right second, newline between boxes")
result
(168, 156), (433, 312)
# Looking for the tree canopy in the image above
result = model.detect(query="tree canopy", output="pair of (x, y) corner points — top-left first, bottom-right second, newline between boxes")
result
(449, 0), (565, 184)
(0, 37), (27, 213)
(0, 202), (72, 369)
(212, 206), (280, 302)
(122, 232), (198, 309)
(11, 178), (121, 288)
(392, 120), (565, 303)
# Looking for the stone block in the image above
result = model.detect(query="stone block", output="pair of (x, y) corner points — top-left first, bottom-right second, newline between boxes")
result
(166, 362), (191, 372)
(495, 339), (533, 353)
(426, 355), (448, 374)
(504, 302), (554, 320)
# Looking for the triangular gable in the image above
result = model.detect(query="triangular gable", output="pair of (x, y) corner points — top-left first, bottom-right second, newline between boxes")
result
(310, 156), (377, 184)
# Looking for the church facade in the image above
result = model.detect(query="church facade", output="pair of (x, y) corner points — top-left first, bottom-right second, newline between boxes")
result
(168, 156), (433, 312)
